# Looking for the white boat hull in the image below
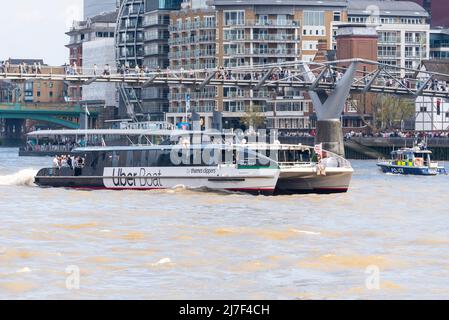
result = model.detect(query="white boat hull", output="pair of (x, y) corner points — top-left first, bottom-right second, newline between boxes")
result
(276, 166), (354, 194)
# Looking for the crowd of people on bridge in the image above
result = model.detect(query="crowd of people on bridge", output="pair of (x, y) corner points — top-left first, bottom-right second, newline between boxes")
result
(0, 60), (42, 74)
(344, 130), (449, 140)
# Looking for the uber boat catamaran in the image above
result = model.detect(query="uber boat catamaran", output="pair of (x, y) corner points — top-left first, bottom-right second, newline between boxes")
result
(32, 129), (353, 194)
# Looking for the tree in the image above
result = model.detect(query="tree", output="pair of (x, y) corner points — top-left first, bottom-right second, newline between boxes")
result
(241, 105), (266, 131)
(372, 94), (415, 130)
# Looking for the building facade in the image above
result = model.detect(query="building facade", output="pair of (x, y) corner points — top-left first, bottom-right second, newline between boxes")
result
(430, 29), (449, 59)
(142, 0), (183, 121)
(116, 0), (145, 119)
(166, 0), (348, 131)
(66, 11), (117, 102)
(347, 0), (430, 77)
(415, 60), (449, 131)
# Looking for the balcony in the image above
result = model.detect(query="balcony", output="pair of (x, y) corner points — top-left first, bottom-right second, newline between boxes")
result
(224, 48), (297, 57)
(225, 19), (300, 28)
(168, 35), (216, 46)
(378, 51), (401, 58)
(169, 21), (216, 32)
(378, 38), (400, 44)
(169, 49), (216, 59)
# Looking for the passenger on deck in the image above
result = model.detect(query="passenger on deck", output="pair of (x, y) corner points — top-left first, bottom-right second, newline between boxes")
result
(53, 156), (60, 169)
(67, 156), (73, 170)
(61, 156), (66, 167)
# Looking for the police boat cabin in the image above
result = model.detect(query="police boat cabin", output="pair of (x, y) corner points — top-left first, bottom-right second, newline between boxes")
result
(34, 131), (280, 195)
(377, 146), (446, 176)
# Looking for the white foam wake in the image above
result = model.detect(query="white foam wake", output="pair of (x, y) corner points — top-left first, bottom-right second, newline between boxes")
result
(0, 169), (38, 186)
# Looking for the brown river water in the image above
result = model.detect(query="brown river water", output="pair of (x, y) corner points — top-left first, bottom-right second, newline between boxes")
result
(0, 147), (449, 299)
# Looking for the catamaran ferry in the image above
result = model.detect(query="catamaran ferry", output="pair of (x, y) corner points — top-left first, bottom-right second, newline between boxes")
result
(34, 143), (281, 195)
(31, 129), (353, 195)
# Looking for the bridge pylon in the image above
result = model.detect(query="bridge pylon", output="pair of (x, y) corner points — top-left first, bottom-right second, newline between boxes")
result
(300, 61), (359, 156)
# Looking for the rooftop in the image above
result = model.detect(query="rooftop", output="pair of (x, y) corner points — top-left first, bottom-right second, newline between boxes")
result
(348, 0), (428, 17)
(418, 60), (449, 81)
(212, 0), (347, 7)
(67, 10), (118, 34)
(6, 59), (46, 65)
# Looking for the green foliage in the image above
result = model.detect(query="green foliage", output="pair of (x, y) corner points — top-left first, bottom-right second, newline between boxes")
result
(372, 94), (415, 130)
(241, 105), (266, 130)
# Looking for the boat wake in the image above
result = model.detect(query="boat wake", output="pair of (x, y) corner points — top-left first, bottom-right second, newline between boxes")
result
(0, 169), (38, 187)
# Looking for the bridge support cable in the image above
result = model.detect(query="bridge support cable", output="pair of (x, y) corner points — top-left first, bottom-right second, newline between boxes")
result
(142, 74), (157, 88)
(415, 76), (433, 97)
(253, 67), (276, 91)
(84, 77), (100, 86)
(197, 71), (217, 91)
(381, 68), (416, 96)
(309, 67), (329, 91)
(362, 68), (382, 93)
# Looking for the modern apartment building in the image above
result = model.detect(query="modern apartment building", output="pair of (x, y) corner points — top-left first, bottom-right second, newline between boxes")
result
(347, 0), (430, 77)
(116, 0), (145, 119)
(115, 0), (184, 120)
(168, 4), (217, 128)
(66, 11), (117, 102)
(166, 0), (348, 131)
(429, 29), (449, 59)
(142, 0), (183, 121)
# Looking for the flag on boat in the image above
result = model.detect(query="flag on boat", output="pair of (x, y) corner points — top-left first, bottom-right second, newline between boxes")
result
(85, 105), (90, 116)
(314, 143), (323, 158)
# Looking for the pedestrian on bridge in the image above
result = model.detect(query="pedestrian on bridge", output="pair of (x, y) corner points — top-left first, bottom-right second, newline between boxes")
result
(93, 64), (98, 76)
(73, 62), (78, 75)
(103, 64), (111, 76)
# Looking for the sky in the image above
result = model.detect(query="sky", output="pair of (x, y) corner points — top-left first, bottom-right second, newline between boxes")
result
(0, 0), (83, 66)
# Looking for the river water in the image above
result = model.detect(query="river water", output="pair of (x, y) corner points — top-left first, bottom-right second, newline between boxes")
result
(0, 147), (448, 300)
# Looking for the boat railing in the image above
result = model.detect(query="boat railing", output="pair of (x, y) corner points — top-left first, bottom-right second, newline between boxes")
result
(278, 161), (314, 167)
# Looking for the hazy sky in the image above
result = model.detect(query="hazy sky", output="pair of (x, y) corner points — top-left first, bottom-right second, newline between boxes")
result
(0, 0), (83, 66)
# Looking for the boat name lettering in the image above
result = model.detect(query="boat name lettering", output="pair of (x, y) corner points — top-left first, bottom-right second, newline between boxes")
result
(111, 168), (162, 187)
(190, 168), (217, 175)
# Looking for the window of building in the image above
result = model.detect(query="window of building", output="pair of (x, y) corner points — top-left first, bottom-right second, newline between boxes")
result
(224, 11), (245, 26)
(49, 91), (53, 98)
(304, 11), (324, 26)
(333, 12), (341, 22)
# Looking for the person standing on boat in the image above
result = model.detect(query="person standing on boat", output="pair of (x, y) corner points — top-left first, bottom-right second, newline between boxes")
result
(67, 155), (73, 170)
(53, 156), (60, 169)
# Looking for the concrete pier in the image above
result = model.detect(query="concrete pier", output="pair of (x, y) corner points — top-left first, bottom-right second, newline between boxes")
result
(315, 120), (345, 157)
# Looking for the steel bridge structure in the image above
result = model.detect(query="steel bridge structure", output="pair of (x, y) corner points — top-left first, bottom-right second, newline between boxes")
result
(1, 58), (449, 99)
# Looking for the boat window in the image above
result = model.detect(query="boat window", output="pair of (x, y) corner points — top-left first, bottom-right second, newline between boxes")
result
(118, 151), (128, 167)
(140, 150), (148, 167)
(104, 152), (113, 167)
(88, 152), (99, 170)
(126, 151), (133, 167)
(148, 150), (159, 166)
(112, 151), (119, 167)
(157, 150), (172, 167)
(133, 151), (143, 167)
